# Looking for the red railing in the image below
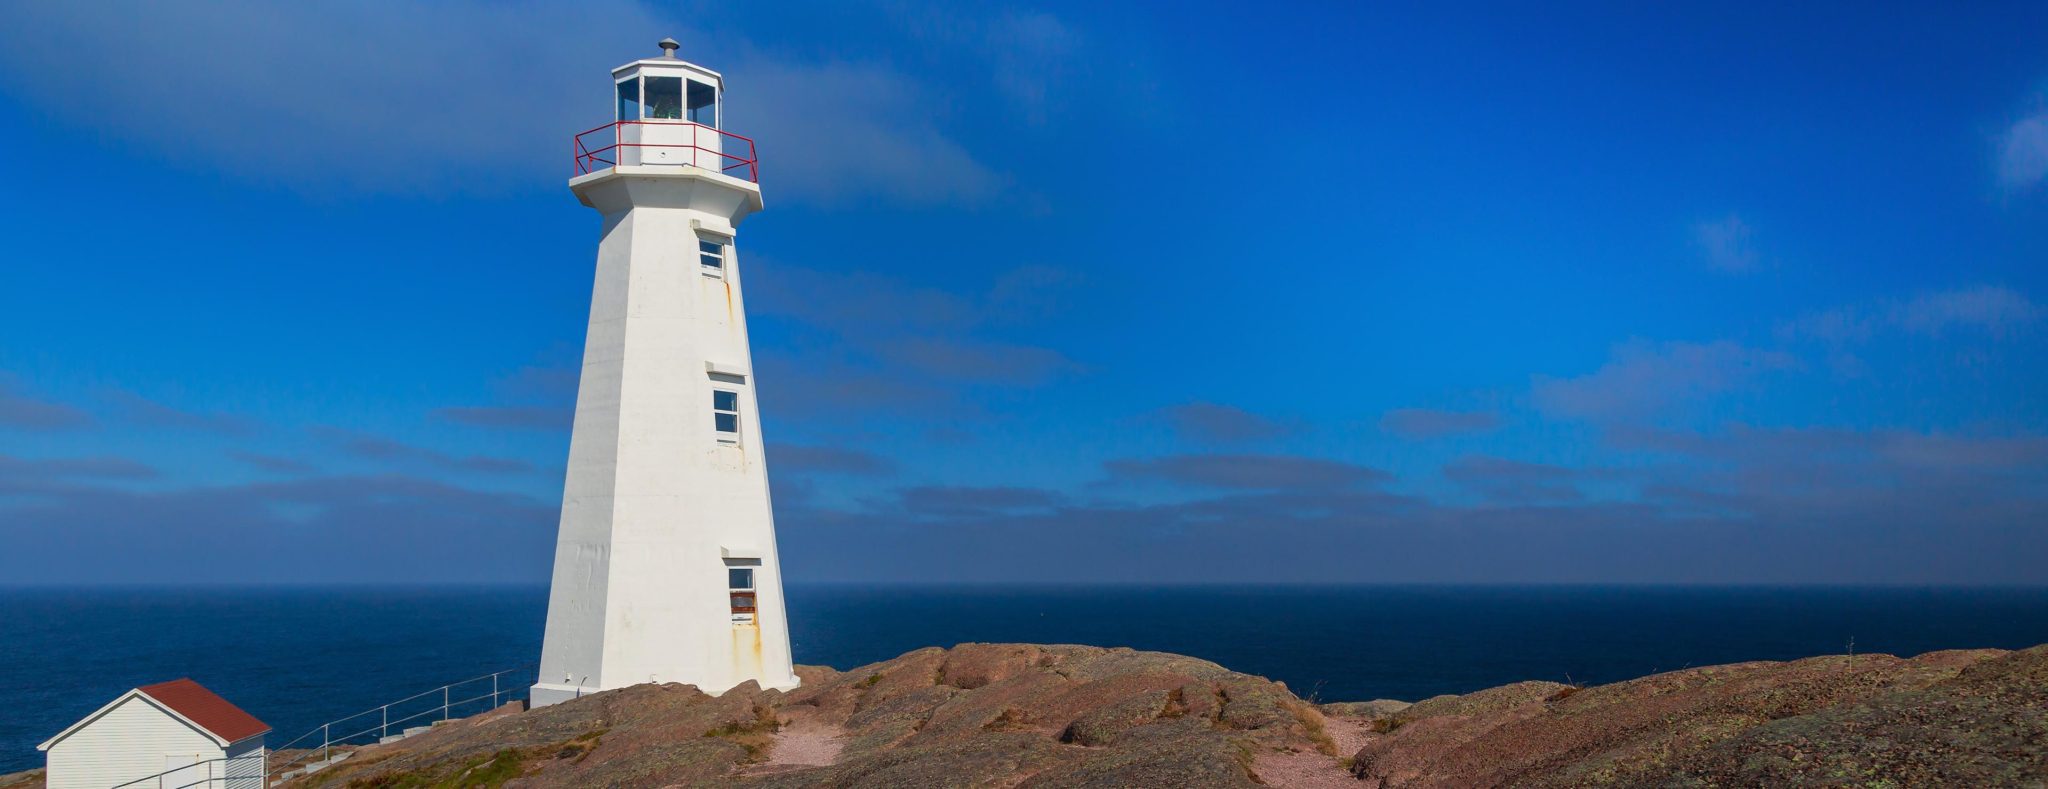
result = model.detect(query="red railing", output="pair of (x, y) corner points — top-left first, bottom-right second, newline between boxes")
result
(572, 120), (759, 182)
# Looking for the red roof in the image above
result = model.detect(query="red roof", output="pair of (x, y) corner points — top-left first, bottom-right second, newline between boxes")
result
(137, 679), (270, 744)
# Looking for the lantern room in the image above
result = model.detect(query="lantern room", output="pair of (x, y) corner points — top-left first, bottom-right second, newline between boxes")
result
(615, 38), (719, 127)
(573, 38), (759, 181)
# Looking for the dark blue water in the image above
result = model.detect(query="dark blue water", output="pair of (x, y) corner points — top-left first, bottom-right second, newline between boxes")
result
(6, 585), (2048, 774)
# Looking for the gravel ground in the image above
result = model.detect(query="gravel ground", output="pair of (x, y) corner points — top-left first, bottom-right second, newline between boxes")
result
(1249, 716), (1375, 787)
(759, 715), (846, 768)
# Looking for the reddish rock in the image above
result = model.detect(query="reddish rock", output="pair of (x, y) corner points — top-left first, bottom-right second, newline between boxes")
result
(270, 642), (2048, 789)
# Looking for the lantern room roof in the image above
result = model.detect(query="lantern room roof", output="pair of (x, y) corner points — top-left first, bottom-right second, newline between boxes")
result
(613, 58), (723, 79)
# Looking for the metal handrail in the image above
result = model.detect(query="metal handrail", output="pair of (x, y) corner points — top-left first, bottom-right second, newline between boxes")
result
(571, 120), (760, 182)
(110, 753), (263, 788)
(263, 665), (533, 784)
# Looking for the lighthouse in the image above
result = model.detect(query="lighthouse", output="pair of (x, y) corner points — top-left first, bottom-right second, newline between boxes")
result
(531, 39), (799, 707)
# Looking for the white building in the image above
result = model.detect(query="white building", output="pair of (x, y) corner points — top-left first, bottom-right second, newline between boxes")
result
(532, 38), (799, 707)
(38, 678), (269, 789)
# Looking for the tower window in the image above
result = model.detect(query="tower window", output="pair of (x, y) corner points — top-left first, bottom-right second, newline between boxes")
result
(687, 80), (717, 127)
(699, 238), (725, 277)
(645, 76), (683, 120)
(713, 390), (740, 442)
(616, 79), (640, 121)
(729, 568), (756, 616)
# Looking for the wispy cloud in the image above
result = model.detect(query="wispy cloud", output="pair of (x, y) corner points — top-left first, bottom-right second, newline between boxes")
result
(1533, 340), (1797, 422)
(0, 1), (1006, 204)
(1893, 286), (2042, 337)
(1997, 110), (2048, 193)
(772, 444), (897, 477)
(0, 471), (554, 584)
(0, 376), (92, 431)
(891, 485), (1065, 518)
(1781, 285), (2042, 343)
(1380, 408), (1500, 439)
(876, 337), (1077, 385)
(775, 423), (2048, 584)
(0, 454), (156, 484)
(1693, 215), (1759, 273)
(1157, 402), (1293, 444)
(105, 390), (257, 436)
(751, 264), (1076, 336)
(1442, 455), (1588, 504)
(1104, 454), (1391, 491)
(433, 406), (572, 432)
(228, 451), (317, 475)
(314, 427), (537, 475)
(749, 261), (1083, 416)
(734, 57), (1004, 205)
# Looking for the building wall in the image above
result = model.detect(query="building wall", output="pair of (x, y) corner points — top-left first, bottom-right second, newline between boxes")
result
(44, 696), (224, 789)
(223, 737), (267, 789)
(535, 170), (798, 705)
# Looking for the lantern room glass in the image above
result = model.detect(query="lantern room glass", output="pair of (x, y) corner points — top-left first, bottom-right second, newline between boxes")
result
(615, 79), (639, 121)
(687, 80), (717, 127)
(645, 76), (683, 120)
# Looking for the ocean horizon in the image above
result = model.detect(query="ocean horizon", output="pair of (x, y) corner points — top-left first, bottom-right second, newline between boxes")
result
(6, 583), (2048, 774)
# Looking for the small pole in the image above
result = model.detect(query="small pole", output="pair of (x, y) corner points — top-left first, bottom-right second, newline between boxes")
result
(322, 722), (330, 763)
(493, 672), (500, 708)
(443, 686), (450, 722)
(382, 704), (388, 739)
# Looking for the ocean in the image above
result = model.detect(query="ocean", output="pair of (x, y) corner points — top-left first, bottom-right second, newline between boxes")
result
(5, 584), (2048, 774)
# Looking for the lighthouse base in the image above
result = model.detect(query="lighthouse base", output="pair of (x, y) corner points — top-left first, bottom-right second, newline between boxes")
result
(530, 674), (801, 708)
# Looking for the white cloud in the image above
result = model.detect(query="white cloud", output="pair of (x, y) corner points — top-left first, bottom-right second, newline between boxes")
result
(1997, 111), (2048, 193)
(0, 1), (1003, 204)
(1692, 215), (1758, 273)
(887, 6), (1084, 124)
(1896, 285), (2042, 337)
(731, 57), (1002, 205)
(1533, 340), (1797, 421)
(1781, 285), (2042, 343)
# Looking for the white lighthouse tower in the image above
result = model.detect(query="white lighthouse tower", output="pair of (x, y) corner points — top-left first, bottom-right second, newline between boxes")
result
(531, 39), (799, 707)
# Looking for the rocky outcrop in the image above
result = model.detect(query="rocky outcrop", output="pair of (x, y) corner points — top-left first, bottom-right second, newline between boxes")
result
(1349, 645), (2048, 788)
(290, 644), (1337, 788)
(264, 642), (2048, 788)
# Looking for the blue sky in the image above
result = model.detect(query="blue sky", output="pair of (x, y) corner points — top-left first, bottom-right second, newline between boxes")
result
(1, 1), (2045, 585)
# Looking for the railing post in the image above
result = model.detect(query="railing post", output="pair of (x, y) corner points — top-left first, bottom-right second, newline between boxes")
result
(322, 722), (330, 764)
(443, 685), (451, 722)
(493, 672), (500, 709)
(382, 704), (388, 740)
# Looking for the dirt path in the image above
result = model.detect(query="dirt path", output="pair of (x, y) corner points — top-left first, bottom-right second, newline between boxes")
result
(1325, 715), (1374, 759)
(747, 713), (847, 774)
(1251, 716), (1373, 787)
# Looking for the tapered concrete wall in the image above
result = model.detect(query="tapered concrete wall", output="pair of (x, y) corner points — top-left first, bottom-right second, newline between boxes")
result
(533, 165), (795, 706)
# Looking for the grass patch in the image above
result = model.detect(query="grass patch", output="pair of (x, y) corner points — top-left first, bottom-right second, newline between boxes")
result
(1159, 687), (1190, 720)
(703, 703), (783, 762)
(985, 707), (1033, 732)
(1285, 700), (1339, 756)
(345, 748), (529, 789)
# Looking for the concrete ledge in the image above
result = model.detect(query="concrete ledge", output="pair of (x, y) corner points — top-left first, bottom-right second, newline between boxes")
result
(529, 682), (595, 709)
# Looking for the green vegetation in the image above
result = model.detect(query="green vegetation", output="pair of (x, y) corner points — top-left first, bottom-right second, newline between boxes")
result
(344, 748), (528, 789)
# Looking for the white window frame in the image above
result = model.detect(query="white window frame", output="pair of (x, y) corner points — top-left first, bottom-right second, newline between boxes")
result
(726, 561), (759, 624)
(712, 388), (741, 444)
(698, 235), (728, 279)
